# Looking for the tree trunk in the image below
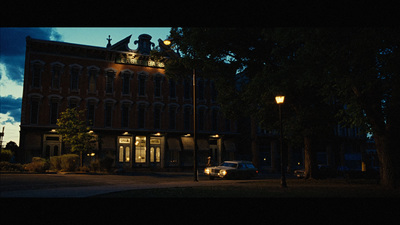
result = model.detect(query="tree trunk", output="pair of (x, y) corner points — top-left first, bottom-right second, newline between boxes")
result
(374, 134), (400, 188)
(251, 117), (260, 170)
(304, 136), (317, 179)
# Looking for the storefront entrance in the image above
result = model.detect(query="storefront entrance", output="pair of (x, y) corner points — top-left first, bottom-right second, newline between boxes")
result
(118, 136), (132, 166)
(43, 134), (62, 158)
(150, 137), (161, 167)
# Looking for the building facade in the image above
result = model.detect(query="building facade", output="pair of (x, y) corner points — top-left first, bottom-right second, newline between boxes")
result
(20, 32), (367, 172)
(20, 34), (237, 169)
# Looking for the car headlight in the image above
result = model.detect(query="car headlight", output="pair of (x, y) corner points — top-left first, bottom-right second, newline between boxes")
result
(204, 168), (210, 175)
(220, 170), (227, 176)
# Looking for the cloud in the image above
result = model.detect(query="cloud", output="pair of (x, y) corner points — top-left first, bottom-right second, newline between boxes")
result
(0, 112), (20, 144)
(0, 63), (23, 98)
(0, 95), (22, 123)
(0, 27), (62, 84)
(0, 27), (62, 144)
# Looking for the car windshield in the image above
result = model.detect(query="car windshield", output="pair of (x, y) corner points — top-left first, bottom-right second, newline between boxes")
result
(246, 163), (255, 169)
(220, 162), (237, 168)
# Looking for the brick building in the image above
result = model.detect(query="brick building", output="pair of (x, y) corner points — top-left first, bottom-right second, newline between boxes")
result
(19, 32), (366, 172)
(19, 34), (237, 169)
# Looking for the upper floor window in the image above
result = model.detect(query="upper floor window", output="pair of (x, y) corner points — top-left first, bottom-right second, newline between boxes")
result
(169, 79), (176, 99)
(87, 100), (96, 126)
(68, 97), (80, 109)
(30, 97), (40, 124)
(105, 71), (115, 94)
(184, 79), (191, 100)
(70, 67), (80, 91)
(88, 68), (98, 93)
(122, 72), (131, 95)
(138, 73), (147, 96)
(32, 62), (43, 88)
(51, 64), (63, 89)
(154, 76), (162, 97)
(50, 98), (61, 125)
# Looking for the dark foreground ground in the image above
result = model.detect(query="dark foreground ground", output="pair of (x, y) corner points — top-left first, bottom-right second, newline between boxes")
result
(1, 171), (399, 198)
(2, 172), (398, 224)
(94, 178), (400, 198)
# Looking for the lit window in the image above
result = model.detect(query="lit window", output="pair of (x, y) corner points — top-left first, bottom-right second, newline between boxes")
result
(119, 146), (124, 162)
(135, 136), (146, 163)
(125, 147), (130, 162)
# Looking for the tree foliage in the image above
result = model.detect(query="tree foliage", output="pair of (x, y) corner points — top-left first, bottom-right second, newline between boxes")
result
(56, 108), (96, 166)
(164, 27), (400, 187)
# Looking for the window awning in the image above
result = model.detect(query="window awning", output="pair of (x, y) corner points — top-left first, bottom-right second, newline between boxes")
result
(181, 137), (194, 151)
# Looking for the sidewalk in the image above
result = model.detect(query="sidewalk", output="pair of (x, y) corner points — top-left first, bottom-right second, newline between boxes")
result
(0, 179), (237, 198)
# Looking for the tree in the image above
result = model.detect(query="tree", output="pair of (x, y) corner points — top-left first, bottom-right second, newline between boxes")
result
(165, 28), (338, 177)
(56, 108), (96, 167)
(164, 28), (400, 187)
(318, 28), (400, 188)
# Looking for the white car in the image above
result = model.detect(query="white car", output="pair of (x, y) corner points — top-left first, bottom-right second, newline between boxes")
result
(204, 161), (259, 180)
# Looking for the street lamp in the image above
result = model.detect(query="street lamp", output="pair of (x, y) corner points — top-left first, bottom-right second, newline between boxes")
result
(163, 39), (172, 46)
(275, 95), (287, 188)
(164, 38), (198, 182)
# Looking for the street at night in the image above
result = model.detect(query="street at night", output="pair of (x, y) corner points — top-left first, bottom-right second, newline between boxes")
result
(1, 172), (399, 198)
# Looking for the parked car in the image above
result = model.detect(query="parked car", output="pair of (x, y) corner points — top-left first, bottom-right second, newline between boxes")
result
(204, 161), (259, 180)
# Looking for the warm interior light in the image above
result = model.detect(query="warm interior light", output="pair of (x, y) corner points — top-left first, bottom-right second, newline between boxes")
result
(163, 39), (171, 46)
(275, 96), (285, 104)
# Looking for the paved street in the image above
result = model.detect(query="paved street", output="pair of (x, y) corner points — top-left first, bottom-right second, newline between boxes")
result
(0, 172), (267, 197)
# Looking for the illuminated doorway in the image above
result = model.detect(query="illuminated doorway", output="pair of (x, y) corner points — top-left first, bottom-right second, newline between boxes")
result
(118, 136), (132, 165)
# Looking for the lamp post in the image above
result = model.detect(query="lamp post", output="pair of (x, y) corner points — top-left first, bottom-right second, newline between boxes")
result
(164, 39), (198, 182)
(193, 68), (198, 182)
(275, 95), (287, 188)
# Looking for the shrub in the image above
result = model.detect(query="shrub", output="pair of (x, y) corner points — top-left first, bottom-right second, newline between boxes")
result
(60, 154), (79, 172)
(24, 157), (49, 173)
(0, 149), (13, 162)
(50, 156), (62, 171)
(0, 161), (24, 172)
(79, 165), (90, 172)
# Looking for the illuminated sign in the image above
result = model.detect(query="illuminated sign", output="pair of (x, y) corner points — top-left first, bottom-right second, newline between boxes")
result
(150, 139), (161, 145)
(115, 54), (165, 68)
(119, 138), (131, 144)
